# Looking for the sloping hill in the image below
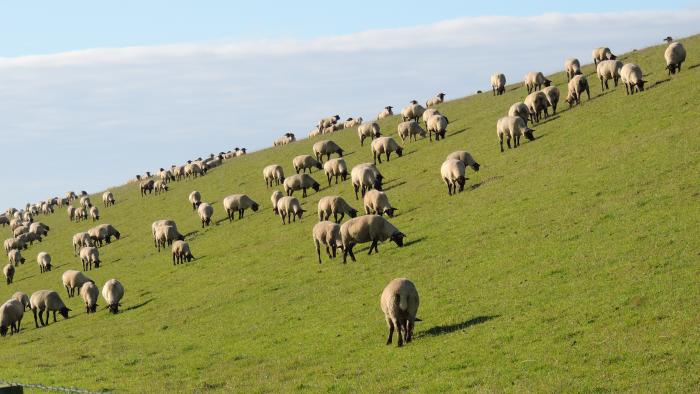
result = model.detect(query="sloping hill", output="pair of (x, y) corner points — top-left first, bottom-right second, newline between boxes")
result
(1, 35), (699, 392)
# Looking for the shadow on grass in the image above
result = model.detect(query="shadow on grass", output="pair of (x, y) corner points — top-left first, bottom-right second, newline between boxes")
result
(416, 315), (499, 338)
(383, 181), (407, 192)
(467, 175), (504, 192)
(650, 78), (671, 89)
(688, 63), (700, 70)
(402, 236), (426, 247)
(124, 298), (154, 312)
(450, 128), (467, 137)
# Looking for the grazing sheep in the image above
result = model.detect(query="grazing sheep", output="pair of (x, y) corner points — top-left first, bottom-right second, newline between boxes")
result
(312, 221), (342, 264)
(293, 155), (323, 174)
(497, 116), (535, 152)
(340, 215), (405, 263)
(72, 232), (92, 256)
(151, 220), (180, 248)
(351, 163), (384, 200)
(8, 249), (25, 266)
(592, 47), (616, 65)
(318, 115), (340, 130)
(371, 137), (403, 164)
(524, 71), (551, 93)
(596, 59), (624, 91)
(275, 196), (305, 224)
(102, 279), (125, 314)
(89, 206), (100, 221)
(79, 246), (101, 271)
(88, 224), (121, 246)
(188, 191), (202, 210)
(184, 162), (204, 179)
(377, 106), (394, 119)
(62, 270), (94, 297)
(508, 102), (530, 124)
(317, 196), (358, 223)
(140, 180), (155, 196)
(67, 206), (76, 221)
(80, 282), (99, 313)
(284, 174), (321, 198)
(400, 102), (426, 123)
(440, 159), (468, 195)
(263, 165), (285, 187)
(542, 86), (560, 114)
(4, 238), (25, 253)
(380, 278), (420, 346)
(664, 37), (686, 75)
(397, 120), (427, 143)
(12, 292), (30, 311)
(12, 225), (29, 238)
(74, 207), (88, 222)
(270, 191), (283, 214)
(358, 122), (382, 146)
(313, 140), (344, 163)
(153, 180), (169, 195)
(426, 93), (445, 107)
(37, 252), (52, 273)
(274, 132), (297, 146)
(173, 165), (186, 180)
(363, 190), (398, 217)
(620, 63), (646, 95)
(79, 196), (92, 209)
(308, 127), (321, 138)
(3, 263), (14, 285)
(30, 290), (70, 327)
(0, 299), (24, 336)
(565, 58), (582, 81)
(197, 203), (214, 228)
(344, 117), (363, 128)
(524, 91), (549, 123)
(30, 222), (50, 238)
(223, 194), (259, 221)
(323, 158), (349, 187)
(0, 215), (8, 227)
(422, 108), (440, 124)
(17, 232), (40, 247)
(9, 219), (23, 232)
(427, 114), (449, 141)
(446, 151), (481, 174)
(565, 74), (591, 107)
(172, 240), (194, 264)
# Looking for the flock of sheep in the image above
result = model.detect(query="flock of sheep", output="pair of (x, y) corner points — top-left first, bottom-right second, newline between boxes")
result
(0, 37), (688, 346)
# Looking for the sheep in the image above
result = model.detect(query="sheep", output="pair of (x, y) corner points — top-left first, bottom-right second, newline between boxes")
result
(351, 163), (383, 199)
(344, 117), (363, 128)
(12, 292), (30, 311)
(380, 278), (420, 346)
(427, 114), (449, 141)
(4, 238), (26, 253)
(72, 232), (92, 255)
(30, 290), (70, 327)
(440, 159), (468, 195)
(371, 137), (403, 164)
(66, 191), (77, 202)
(8, 249), (25, 266)
(664, 37), (686, 75)
(426, 93), (445, 107)
(0, 299), (24, 336)
(0, 215), (8, 227)
(80, 196), (92, 209)
(79, 246), (101, 271)
(596, 60), (624, 91)
(263, 165), (285, 187)
(30, 222), (49, 238)
(37, 252), (52, 273)
(401, 102), (426, 122)
(312, 221), (342, 264)
(77, 282), (98, 314)
(363, 190), (398, 217)
(308, 127), (321, 138)
(223, 194), (259, 222)
(524, 71), (551, 93)
(340, 215), (405, 263)
(592, 47), (616, 65)
(173, 165), (186, 180)
(322, 158), (348, 186)
(153, 180), (169, 195)
(275, 196), (305, 224)
(234, 147), (247, 157)
(159, 168), (175, 183)
(446, 151), (481, 174)
(620, 63), (646, 95)
(188, 191), (202, 210)
(140, 180), (155, 196)
(542, 86), (560, 115)
(491, 73), (506, 95)
(524, 91), (549, 123)
(67, 206), (76, 221)
(74, 207), (87, 222)
(358, 122), (382, 146)
(274, 132), (296, 146)
(197, 203), (214, 228)
(422, 108), (440, 124)
(293, 155), (323, 174)
(62, 270), (94, 298)
(284, 174), (321, 198)
(565, 58), (582, 81)
(151, 220), (180, 248)
(312, 140), (344, 163)
(377, 106), (393, 119)
(102, 279), (124, 314)
(318, 115), (340, 130)
(3, 263), (14, 284)
(508, 102), (530, 124)
(13, 225), (29, 238)
(89, 206), (100, 221)
(270, 191), (283, 214)
(317, 195), (358, 223)
(17, 232), (41, 247)
(88, 224), (121, 246)
(184, 162), (203, 179)
(397, 120), (427, 143)
(565, 74), (591, 107)
(9, 219), (23, 232)
(497, 116), (535, 152)
(22, 211), (33, 223)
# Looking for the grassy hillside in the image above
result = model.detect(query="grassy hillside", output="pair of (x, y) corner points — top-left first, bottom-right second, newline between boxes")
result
(2, 35), (699, 392)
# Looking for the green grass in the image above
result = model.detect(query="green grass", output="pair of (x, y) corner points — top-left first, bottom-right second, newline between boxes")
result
(2, 36), (699, 393)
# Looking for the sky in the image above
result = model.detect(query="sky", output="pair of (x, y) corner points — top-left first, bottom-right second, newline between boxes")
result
(1, 1), (698, 209)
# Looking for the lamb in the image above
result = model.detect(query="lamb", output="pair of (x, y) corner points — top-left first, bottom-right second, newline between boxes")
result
(172, 240), (194, 264)
(497, 116), (535, 152)
(89, 206), (100, 221)
(592, 47), (616, 65)
(446, 151), (481, 174)
(88, 224), (121, 246)
(596, 60), (624, 91)
(317, 195), (358, 223)
(664, 37), (686, 75)
(426, 114), (449, 141)
(508, 102), (530, 124)
(12, 292), (30, 311)
(524, 91), (549, 123)
(62, 270), (94, 297)
(318, 115), (340, 130)
(620, 63), (646, 95)
(8, 249), (25, 266)
(284, 174), (321, 198)
(371, 137), (403, 164)
(351, 163), (383, 199)
(491, 73), (506, 95)
(274, 132), (296, 146)
(275, 196), (305, 224)
(542, 86), (560, 115)
(377, 106), (393, 119)
(188, 191), (202, 210)
(524, 71), (551, 93)
(344, 117), (363, 128)
(358, 122), (381, 146)
(0, 299), (24, 336)
(293, 155), (323, 174)
(102, 279), (125, 314)
(312, 221), (342, 264)
(223, 194), (260, 221)
(37, 252), (52, 273)
(323, 158), (349, 186)
(340, 215), (405, 263)
(440, 159), (468, 195)
(30, 290), (70, 327)
(312, 140), (344, 163)
(400, 102), (426, 122)
(197, 203), (214, 228)
(153, 180), (169, 195)
(72, 232), (92, 255)
(3, 263), (14, 284)
(363, 190), (398, 217)
(80, 282), (99, 313)
(270, 191), (283, 214)
(263, 165), (285, 187)
(564, 58), (582, 81)
(426, 93), (445, 107)
(79, 246), (101, 271)
(397, 120), (427, 143)
(380, 278), (420, 346)
(565, 74), (591, 107)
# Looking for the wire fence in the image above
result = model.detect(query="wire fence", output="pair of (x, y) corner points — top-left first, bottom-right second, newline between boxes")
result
(0, 380), (109, 394)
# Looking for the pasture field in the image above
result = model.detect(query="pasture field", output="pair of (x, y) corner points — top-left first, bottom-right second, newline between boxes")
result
(1, 35), (699, 392)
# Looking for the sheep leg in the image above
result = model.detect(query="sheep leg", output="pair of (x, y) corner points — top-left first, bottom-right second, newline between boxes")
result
(386, 153), (390, 162)
(374, 152), (380, 164)
(338, 212), (344, 223)
(325, 245), (332, 259)
(499, 137), (504, 153)
(345, 244), (356, 263)
(353, 185), (360, 200)
(302, 188), (308, 198)
(315, 241), (322, 264)
(396, 319), (404, 347)
(327, 174), (332, 187)
(53, 310), (57, 323)
(386, 319), (395, 345)
(506, 137), (511, 149)
(368, 240), (378, 255)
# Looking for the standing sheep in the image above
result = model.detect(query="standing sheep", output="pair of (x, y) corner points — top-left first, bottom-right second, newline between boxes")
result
(358, 122), (381, 146)
(263, 165), (285, 187)
(102, 191), (115, 207)
(664, 37), (686, 75)
(284, 174), (321, 198)
(363, 190), (398, 217)
(275, 196), (305, 224)
(153, 180), (169, 195)
(72, 232), (92, 256)
(67, 206), (76, 222)
(270, 191), (283, 214)
(524, 91), (549, 123)
(340, 215), (405, 263)
(37, 252), (52, 273)
(397, 121), (427, 143)
(312, 221), (342, 264)
(491, 73), (506, 95)
(344, 117), (363, 128)
(317, 196), (358, 223)
(508, 102), (530, 125)
(151, 220), (181, 249)
(497, 116), (535, 152)
(188, 191), (202, 210)
(323, 158), (349, 186)
(318, 115), (340, 130)
(0, 299), (24, 336)
(80, 282), (99, 313)
(351, 163), (384, 200)
(274, 132), (296, 146)
(592, 47), (616, 65)
(172, 240), (195, 264)
(293, 155), (323, 174)
(312, 140), (344, 163)
(446, 151), (481, 174)
(8, 249), (25, 266)
(102, 279), (125, 314)
(620, 63), (646, 95)
(140, 180), (155, 196)
(565, 74), (591, 107)
(79, 246), (101, 271)
(440, 159), (467, 195)
(197, 203), (214, 228)
(542, 86), (560, 115)
(30, 290), (70, 327)
(223, 194), (260, 221)
(88, 224), (121, 246)
(427, 114), (449, 141)
(371, 137), (404, 164)
(564, 58), (582, 81)
(596, 60), (624, 91)
(380, 278), (420, 346)
(377, 106), (393, 119)
(12, 292), (30, 311)
(426, 93), (445, 107)
(89, 206), (100, 221)
(62, 270), (94, 298)
(400, 102), (426, 123)
(524, 71), (551, 93)
(3, 263), (14, 285)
